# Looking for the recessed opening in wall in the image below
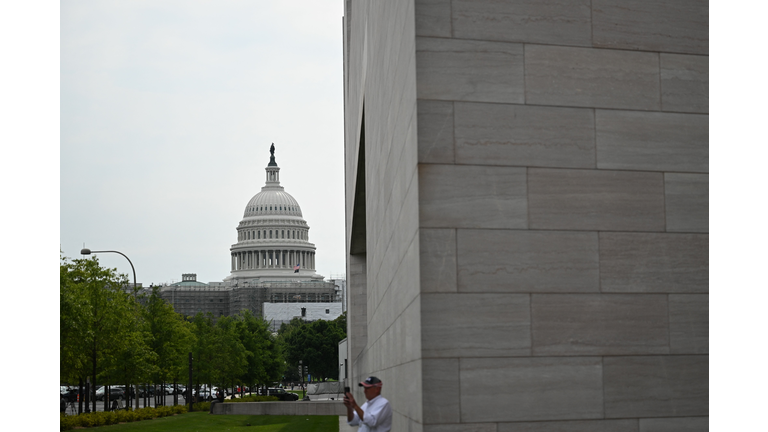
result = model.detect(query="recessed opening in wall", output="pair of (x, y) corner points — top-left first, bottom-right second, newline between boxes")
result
(348, 104), (367, 361)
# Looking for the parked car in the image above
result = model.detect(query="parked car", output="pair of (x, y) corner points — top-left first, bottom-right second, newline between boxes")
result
(95, 386), (125, 401)
(267, 388), (299, 401)
(195, 389), (213, 401)
(113, 386), (135, 398)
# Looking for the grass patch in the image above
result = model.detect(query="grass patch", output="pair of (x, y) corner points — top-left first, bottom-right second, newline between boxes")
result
(86, 412), (339, 431)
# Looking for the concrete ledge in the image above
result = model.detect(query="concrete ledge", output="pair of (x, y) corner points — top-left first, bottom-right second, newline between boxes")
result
(212, 401), (347, 416)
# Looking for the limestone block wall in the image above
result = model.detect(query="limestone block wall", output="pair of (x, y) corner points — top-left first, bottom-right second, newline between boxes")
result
(343, 1), (424, 431)
(414, 1), (708, 431)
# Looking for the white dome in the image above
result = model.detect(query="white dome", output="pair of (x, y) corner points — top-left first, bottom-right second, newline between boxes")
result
(244, 190), (302, 218)
(228, 146), (321, 282)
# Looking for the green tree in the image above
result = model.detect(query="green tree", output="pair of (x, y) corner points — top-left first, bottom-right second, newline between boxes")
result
(235, 311), (282, 390)
(142, 286), (195, 404)
(211, 315), (248, 390)
(279, 316), (346, 381)
(60, 255), (142, 412)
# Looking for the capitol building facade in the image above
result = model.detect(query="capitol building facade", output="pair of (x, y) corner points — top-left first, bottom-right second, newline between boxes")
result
(160, 147), (344, 328)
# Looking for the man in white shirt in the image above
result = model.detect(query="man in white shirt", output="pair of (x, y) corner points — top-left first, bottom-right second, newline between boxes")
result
(344, 376), (392, 432)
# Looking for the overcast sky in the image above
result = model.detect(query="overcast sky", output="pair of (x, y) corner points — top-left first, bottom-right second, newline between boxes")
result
(60, 1), (346, 285)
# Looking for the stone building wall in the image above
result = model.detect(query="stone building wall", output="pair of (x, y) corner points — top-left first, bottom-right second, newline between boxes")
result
(343, 1), (423, 431)
(344, 1), (707, 431)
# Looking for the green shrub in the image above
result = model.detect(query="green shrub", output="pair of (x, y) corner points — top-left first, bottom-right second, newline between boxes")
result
(60, 404), (188, 430)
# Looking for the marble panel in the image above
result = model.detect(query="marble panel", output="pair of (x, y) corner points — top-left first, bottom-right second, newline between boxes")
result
(528, 168), (665, 231)
(525, 45), (659, 110)
(422, 293), (530, 357)
(639, 417), (708, 432)
(424, 425), (497, 432)
(669, 294), (709, 354)
(415, 0), (452, 37)
(460, 357), (603, 422)
(452, 0), (592, 46)
(599, 232), (708, 293)
(419, 164), (527, 229)
(422, 358), (460, 424)
(665, 173), (709, 233)
(661, 54), (709, 113)
(499, 419), (638, 432)
(596, 110), (708, 173)
(418, 100), (455, 164)
(604, 355), (709, 418)
(457, 229), (599, 293)
(592, 0), (708, 54)
(531, 294), (669, 355)
(420, 228), (458, 293)
(454, 102), (595, 168)
(416, 37), (525, 103)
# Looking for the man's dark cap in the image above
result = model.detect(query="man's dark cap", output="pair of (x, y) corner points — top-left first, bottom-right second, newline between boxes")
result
(359, 376), (383, 388)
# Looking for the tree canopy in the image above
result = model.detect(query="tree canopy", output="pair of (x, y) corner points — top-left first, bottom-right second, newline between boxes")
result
(279, 312), (346, 381)
(61, 254), (346, 401)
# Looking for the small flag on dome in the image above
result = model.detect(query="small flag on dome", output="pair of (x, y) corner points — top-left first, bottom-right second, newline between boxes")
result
(294, 264), (300, 273)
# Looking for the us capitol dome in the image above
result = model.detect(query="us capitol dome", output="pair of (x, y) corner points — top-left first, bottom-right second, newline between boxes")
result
(160, 144), (344, 326)
(227, 144), (323, 282)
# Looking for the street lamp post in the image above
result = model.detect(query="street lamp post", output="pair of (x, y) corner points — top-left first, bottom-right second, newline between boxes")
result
(80, 248), (138, 296)
(80, 247), (139, 410)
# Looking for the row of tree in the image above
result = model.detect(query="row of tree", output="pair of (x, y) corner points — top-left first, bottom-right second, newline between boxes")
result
(60, 254), (346, 412)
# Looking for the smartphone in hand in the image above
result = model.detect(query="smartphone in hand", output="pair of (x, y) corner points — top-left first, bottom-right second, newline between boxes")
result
(344, 386), (350, 394)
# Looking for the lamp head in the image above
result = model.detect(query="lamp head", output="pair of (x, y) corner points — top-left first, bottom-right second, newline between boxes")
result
(80, 248), (91, 255)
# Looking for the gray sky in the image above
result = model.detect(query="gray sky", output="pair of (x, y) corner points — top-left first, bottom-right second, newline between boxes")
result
(60, 1), (346, 285)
